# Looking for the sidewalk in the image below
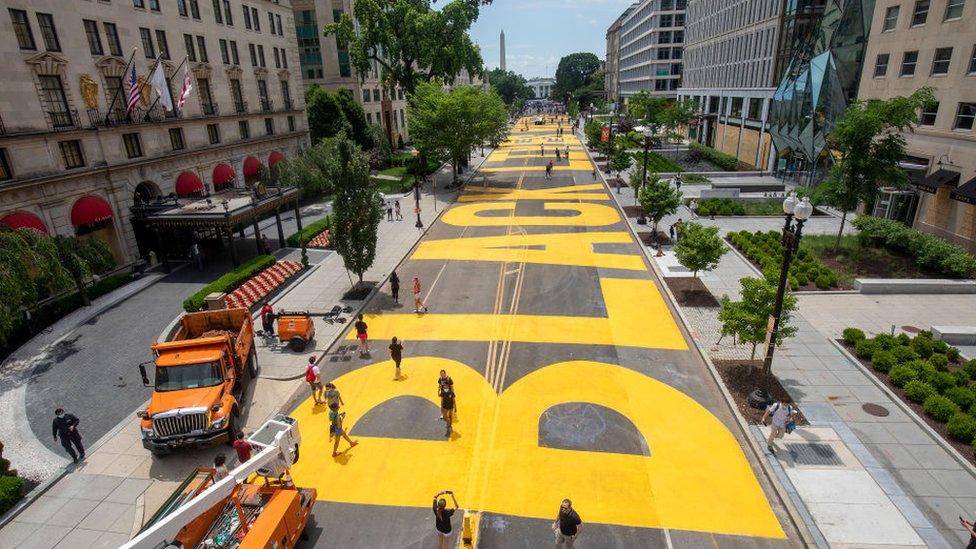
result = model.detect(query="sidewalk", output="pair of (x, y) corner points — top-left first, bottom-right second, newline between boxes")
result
(0, 149), (493, 549)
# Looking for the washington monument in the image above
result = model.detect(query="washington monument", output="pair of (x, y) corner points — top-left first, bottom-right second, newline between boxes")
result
(500, 29), (506, 71)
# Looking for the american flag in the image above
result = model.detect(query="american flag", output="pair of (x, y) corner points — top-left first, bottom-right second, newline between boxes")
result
(125, 63), (140, 114)
(177, 64), (193, 112)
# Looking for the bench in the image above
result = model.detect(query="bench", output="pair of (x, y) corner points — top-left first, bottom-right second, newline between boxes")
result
(931, 326), (976, 346)
(853, 278), (976, 294)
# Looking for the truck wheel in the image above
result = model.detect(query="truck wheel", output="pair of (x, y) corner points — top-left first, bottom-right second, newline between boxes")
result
(292, 444), (300, 464)
(248, 347), (259, 378)
(288, 336), (307, 352)
(225, 408), (238, 446)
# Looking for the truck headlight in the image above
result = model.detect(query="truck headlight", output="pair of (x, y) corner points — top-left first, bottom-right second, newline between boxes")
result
(210, 417), (226, 430)
(141, 427), (154, 438)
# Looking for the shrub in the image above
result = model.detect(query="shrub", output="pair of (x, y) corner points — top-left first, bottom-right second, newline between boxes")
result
(932, 339), (950, 354)
(182, 255), (277, 312)
(928, 371), (957, 394)
(855, 339), (879, 360)
(896, 333), (911, 346)
(923, 395), (961, 423)
(0, 475), (23, 515)
(945, 386), (976, 411)
(795, 273), (808, 286)
(688, 142), (739, 171)
(888, 365), (918, 388)
(954, 370), (971, 388)
(891, 345), (919, 364)
(965, 359), (976, 380)
(842, 328), (866, 344)
(871, 350), (897, 373)
(815, 274), (831, 289)
(947, 413), (976, 443)
(947, 346), (961, 362)
(904, 380), (937, 403)
(873, 333), (898, 350)
(851, 215), (976, 278)
(911, 336), (935, 358)
(286, 215), (331, 248)
(929, 353), (949, 372)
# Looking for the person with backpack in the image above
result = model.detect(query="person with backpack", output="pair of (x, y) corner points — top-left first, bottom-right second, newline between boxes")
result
(762, 399), (797, 454)
(328, 402), (358, 457)
(305, 356), (324, 405)
(432, 490), (459, 549)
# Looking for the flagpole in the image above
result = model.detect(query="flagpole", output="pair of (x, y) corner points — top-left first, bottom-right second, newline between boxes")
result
(144, 56), (187, 118)
(105, 48), (138, 125)
(134, 54), (163, 120)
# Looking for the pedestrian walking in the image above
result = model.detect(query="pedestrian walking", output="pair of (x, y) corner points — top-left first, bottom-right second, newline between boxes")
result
(355, 314), (370, 356)
(438, 369), (454, 397)
(675, 218), (685, 242)
(324, 382), (344, 408)
(674, 173), (682, 190)
(668, 223), (676, 243)
(540, 144), (545, 156)
(387, 202), (394, 221)
(260, 301), (275, 336)
(390, 270), (400, 303)
(389, 336), (404, 380)
(395, 201), (402, 221)
(213, 453), (230, 480)
(328, 402), (358, 457)
(545, 161), (553, 180)
(260, 233), (271, 254)
(564, 145), (569, 160)
(233, 432), (253, 463)
(433, 490), (459, 549)
(441, 385), (456, 438)
(959, 516), (976, 549)
(190, 241), (203, 271)
(555, 149), (561, 161)
(689, 199), (698, 218)
(553, 499), (583, 548)
(761, 399), (797, 454)
(413, 276), (428, 313)
(305, 356), (324, 405)
(52, 408), (84, 463)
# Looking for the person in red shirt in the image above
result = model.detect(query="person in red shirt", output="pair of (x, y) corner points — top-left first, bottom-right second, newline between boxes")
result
(232, 432), (252, 463)
(260, 302), (275, 336)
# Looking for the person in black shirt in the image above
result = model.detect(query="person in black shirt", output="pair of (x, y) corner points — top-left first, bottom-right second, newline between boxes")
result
(437, 370), (453, 397)
(52, 408), (85, 463)
(354, 314), (369, 356)
(553, 498), (582, 548)
(432, 490), (458, 549)
(389, 336), (404, 380)
(389, 271), (400, 303)
(440, 388), (456, 438)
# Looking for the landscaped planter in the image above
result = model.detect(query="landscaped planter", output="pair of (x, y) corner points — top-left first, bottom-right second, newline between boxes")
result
(693, 198), (829, 218)
(727, 230), (843, 290)
(224, 260), (303, 310)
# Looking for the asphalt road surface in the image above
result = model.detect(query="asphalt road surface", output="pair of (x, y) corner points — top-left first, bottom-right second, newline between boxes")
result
(290, 118), (799, 548)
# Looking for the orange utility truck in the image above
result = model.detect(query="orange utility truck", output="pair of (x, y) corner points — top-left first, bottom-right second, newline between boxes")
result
(137, 308), (257, 456)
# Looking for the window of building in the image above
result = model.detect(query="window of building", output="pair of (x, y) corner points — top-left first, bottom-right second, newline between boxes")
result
(0, 149), (11, 181)
(919, 101), (939, 125)
(231, 79), (244, 111)
(238, 120), (250, 139)
(207, 123), (220, 143)
(156, 30), (170, 59)
(882, 5), (900, 30)
(911, 0), (929, 25)
(9, 9), (36, 50)
(140, 28), (155, 58)
(243, 4), (252, 29)
(104, 23), (122, 56)
(189, 0), (201, 20)
(970, 45), (976, 74)
(874, 53), (890, 77)
(900, 50), (918, 76)
(944, 0), (965, 19)
(198, 78), (215, 113)
(212, 0), (223, 23)
(280, 80), (290, 108)
(105, 76), (124, 116)
(184, 34), (197, 62)
(222, 0), (233, 25)
(400, 109), (405, 128)
(252, 7), (260, 31)
(59, 140), (85, 168)
(932, 47), (953, 75)
(169, 128), (185, 150)
(257, 79), (269, 110)
(149, 0), (160, 11)
(288, 115), (295, 132)
(748, 98), (762, 119)
(264, 117), (274, 135)
(178, 0), (188, 17)
(268, 12), (275, 35)
(954, 102), (976, 130)
(258, 45), (265, 67)
(134, 0), (145, 7)
(366, 112), (372, 124)
(363, 89), (371, 103)
(398, 88), (404, 100)
(281, 48), (287, 69)
(39, 75), (70, 123)
(249, 43), (257, 66)
(196, 36), (208, 62)
(219, 39), (230, 64)
(730, 97), (743, 118)
(123, 133), (144, 158)
(273, 47), (280, 68)
(276, 14), (282, 36)
(83, 20), (103, 55)
(36, 13), (61, 52)
(230, 41), (240, 65)
(373, 89), (380, 101)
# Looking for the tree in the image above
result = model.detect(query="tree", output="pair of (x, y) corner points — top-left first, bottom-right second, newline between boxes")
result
(817, 88), (934, 249)
(487, 68), (533, 105)
(718, 277), (798, 359)
(567, 99), (579, 119)
(584, 119), (604, 151)
(329, 136), (384, 284)
(657, 98), (699, 155)
(408, 81), (507, 183)
(628, 91), (668, 125)
(637, 173), (682, 242)
(553, 52), (601, 103)
(324, 0), (490, 96)
(674, 222), (727, 277)
(607, 143), (632, 182)
(305, 86), (374, 150)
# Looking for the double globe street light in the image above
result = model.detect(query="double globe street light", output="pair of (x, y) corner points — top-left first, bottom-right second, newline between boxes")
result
(748, 192), (814, 409)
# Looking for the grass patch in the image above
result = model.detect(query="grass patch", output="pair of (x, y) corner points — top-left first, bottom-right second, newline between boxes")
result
(682, 173), (710, 184)
(371, 166), (413, 194)
(286, 215), (331, 248)
(631, 151), (684, 173)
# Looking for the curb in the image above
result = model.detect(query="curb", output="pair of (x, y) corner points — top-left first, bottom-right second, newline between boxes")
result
(831, 338), (976, 478)
(584, 141), (819, 548)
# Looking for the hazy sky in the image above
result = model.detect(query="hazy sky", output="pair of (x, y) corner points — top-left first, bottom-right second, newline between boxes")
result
(469, 0), (637, 79)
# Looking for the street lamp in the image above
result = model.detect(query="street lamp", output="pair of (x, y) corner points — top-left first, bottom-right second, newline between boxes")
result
(748, 193), (814, 409)
(413, 177), (424, 229)
(636, 126), (654, 225)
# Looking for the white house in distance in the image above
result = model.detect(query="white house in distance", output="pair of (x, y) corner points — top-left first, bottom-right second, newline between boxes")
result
(526, 77), (555, 99)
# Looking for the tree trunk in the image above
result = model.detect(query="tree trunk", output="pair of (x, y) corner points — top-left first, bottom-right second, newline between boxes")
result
(452, 159), (458, 184)
(358, 270), (364, 284)
(652, 220), (659, 244)
(75, 275), (90, 307)
(750, 343), (757, 360)
(834, 209), (848, 251)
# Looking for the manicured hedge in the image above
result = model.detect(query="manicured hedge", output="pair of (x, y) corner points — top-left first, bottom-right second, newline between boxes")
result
(182, 255), (276, 312)
(286, 215), (331, 248)
(0, 475), (23, 515)
(728, 230), (840, 290)
(688, 142), (739, 171)
(852, 216), (976, 279)
(631, 151), (683, 173)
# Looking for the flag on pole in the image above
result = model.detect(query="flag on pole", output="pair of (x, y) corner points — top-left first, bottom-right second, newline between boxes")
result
(149, 62), (173, 112)
(177, 64), (193, 112)
(125, 63), (141, 114)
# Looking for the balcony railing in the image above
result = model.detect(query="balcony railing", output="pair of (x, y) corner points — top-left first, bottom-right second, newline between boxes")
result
(260, 98), (273, 112)
(234, 100), (248, 114)
(201, 102), (219, 116)
(49, 109), (80, 131)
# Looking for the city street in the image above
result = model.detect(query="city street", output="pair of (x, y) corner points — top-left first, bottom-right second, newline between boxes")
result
(288, 118), (800, 547)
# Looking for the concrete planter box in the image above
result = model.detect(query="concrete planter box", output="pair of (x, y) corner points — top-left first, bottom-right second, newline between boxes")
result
(854, 278), (976, 294)
(931, 326), (976, 346)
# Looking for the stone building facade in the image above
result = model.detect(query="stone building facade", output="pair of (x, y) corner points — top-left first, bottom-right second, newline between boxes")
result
(0, 0), (309, 262)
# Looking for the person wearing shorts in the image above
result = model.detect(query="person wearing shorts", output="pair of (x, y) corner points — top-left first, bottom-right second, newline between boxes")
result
(305, 356), (324, 405)
(432, 490), (458, 549)
(328, 402), (357, 457)
(354, 314), (369, 356)
(413, 276), (428, 313)
(389, 337), (404, 380)
(441, 387), (456, 438)
(324, 382), (343, 409)
(553, 499), (583, 548)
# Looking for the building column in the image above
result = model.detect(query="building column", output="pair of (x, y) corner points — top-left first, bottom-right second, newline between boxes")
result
(252, 217), (263, 254)
(226, 227), (239, 267)
(275, 208), (285, 248)
(293, 200), (303, 234)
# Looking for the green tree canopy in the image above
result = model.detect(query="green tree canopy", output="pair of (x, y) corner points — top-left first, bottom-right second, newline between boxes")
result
(658, 98), (699, 154)
(325, 0), (490, 96)
(637, 173), (682, 242)
(328, 136), (384, 284)
(816, 88), (934, 248)
(718, 277), (798, 359)
(487, 68), (533, 105)
(627, 91), (668, 125)
(553, 52), (601, 103)
(674, 222), (727, 277)
(305, 85), (374, 150)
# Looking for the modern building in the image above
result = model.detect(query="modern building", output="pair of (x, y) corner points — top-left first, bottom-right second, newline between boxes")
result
(292, 0), (410, 147)
(858, 0), (976, 252)
(527, 77), (555, 99)
(605, 5), (636, 105)
(615, 0), (687, 100)
(499, 29), (506, 72)
(0, 0), (309, 263)
(677, 0), (788, 170)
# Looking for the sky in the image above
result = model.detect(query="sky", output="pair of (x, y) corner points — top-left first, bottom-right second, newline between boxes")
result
(468, 0), (637, 79)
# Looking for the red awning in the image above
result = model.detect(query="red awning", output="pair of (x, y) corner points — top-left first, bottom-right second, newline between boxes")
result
(175, 171), (204, 197)
(268, 151), (285, 168)
(212, 163), (236, 189)
(0, 211), (49, 234)
(243, 156), (262, 177)
(71, 195), (114, 226)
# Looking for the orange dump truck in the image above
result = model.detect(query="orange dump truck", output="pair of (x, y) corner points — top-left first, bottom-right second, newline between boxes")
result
(137, 308), (257, 456)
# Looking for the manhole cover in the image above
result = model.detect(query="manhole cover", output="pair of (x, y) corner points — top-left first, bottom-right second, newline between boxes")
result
(862, 403), (890, 417)
(901, 325), (920, 333)
(785, 443), (844, 466)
